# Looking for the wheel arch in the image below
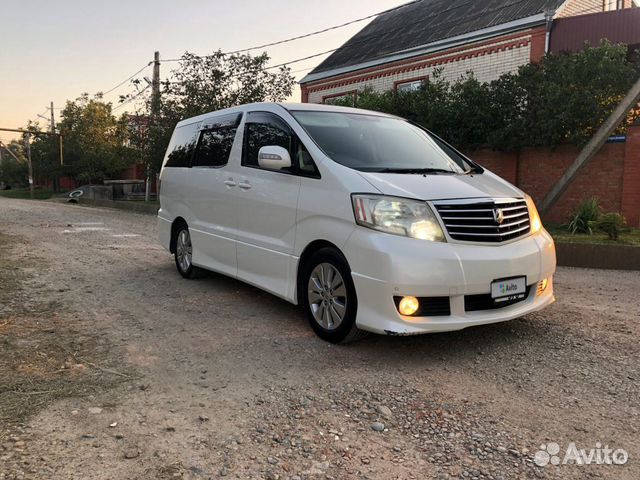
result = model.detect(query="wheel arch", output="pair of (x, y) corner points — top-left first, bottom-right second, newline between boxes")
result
(295, 239), (350, 305)
(170, 217), (188, 254)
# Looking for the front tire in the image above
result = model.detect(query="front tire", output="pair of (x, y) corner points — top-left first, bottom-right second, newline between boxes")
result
(174, 224), (202, 279)
(301, 248), (364, 344)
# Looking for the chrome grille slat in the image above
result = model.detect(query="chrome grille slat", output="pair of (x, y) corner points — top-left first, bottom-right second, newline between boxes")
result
(434, 198), (531, 243)
(447, 217), (530, 229)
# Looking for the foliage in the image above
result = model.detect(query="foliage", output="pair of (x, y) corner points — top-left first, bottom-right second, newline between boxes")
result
(0, 141), (28, 187)
(0, 188), (54, 200)
(589, 212), (627, 241)
(342, 43), (639, 150)
(56, 94), (139, 184)
(567, 197), (601, 234)
(125, 51), (296, 177)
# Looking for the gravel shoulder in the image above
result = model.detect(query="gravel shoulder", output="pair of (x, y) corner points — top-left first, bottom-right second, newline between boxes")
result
(0, 198), (638, 480)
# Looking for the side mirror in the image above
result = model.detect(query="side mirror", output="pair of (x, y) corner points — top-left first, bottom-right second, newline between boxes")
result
(258, 146), (292, 170)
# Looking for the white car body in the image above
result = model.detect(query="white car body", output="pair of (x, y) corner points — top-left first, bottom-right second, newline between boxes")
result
(158, 102), (556, 337)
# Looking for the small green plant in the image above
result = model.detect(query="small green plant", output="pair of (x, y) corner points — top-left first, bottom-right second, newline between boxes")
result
(567, 197), (601, 234)
(589, 213), (627, 241)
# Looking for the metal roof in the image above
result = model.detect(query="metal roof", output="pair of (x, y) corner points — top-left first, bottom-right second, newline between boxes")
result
(550, 8), (640, 53)
(302, 0), (566, 83)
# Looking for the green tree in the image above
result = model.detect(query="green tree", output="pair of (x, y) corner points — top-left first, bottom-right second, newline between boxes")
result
(123, 50), (296, 178)
(58, 94), (137, 184)
(341, 42), (639, 151)
(0, 141), (28, 187)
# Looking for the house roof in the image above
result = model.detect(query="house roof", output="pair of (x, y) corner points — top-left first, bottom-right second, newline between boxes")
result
(302, 0), (566, 83)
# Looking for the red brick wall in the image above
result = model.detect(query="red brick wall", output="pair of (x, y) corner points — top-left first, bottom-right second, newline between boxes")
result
(622, 127), (640, 226)
(467, 125), (640, 226)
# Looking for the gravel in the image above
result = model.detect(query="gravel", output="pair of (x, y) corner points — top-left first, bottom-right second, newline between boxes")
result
(0, 198), (638, 479)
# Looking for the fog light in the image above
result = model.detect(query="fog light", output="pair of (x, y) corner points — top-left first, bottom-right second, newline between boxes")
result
(398, 296), (420, 316)
(537, 278), (549, 296)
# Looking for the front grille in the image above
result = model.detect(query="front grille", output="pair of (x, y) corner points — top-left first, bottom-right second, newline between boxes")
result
(393, 296), (451, 317)
(465, 286), (532, 312)
(434, 199), (530, 243)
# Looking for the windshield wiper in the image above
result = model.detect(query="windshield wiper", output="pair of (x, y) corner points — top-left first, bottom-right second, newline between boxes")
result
(370, 167), (458, 175)
(465, 165), (484, 175)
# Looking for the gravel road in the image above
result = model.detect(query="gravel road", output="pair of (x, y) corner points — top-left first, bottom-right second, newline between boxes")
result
(0, 198), (638, 480)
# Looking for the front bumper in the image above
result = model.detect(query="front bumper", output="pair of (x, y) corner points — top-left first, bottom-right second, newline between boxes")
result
(343, 228), (556, 335)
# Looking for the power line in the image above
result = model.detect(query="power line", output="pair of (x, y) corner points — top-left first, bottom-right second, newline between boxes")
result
(221, 0), (424, 56)
(112, 85), (151, 113)
(162, 0), (424, 63)
(102, 62), (153, 96)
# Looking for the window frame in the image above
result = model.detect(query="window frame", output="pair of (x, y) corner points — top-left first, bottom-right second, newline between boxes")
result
(241, 111), (321, 179)
(192, 113), (243, 169)
(394, 76), (428, 93)
(321, 90), (358, 106)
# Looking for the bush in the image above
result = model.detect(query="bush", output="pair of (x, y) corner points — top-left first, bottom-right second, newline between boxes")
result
(589, 213), (627, 240)
(343, 42), (640, 150)
(567, 197), (601, 234)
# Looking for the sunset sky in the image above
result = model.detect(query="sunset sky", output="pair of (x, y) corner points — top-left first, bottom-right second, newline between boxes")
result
(0, 0), (407, 143)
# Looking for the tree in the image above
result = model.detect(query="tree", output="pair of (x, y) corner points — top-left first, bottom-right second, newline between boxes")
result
(0, 141), (28, 187)
(57, 94), (138, 184)
(339, 42), (640, 151)
(123, 50), (296, 178)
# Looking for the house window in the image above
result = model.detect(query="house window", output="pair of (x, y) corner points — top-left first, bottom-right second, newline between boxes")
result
(322, 91), (357, 106)
(604, 0), (623, 10)
(394, 77), (428, 93)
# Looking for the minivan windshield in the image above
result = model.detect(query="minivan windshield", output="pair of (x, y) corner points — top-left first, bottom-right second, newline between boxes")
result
(291, 111), (474, 174)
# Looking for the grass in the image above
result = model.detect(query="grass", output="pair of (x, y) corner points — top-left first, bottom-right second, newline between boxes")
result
(548, 225), (640, 246)
(0, 233), (133, 428)
(0, 188), (55, 200)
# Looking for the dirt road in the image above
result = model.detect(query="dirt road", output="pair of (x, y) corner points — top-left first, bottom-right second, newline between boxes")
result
(0, 198), (638, 480)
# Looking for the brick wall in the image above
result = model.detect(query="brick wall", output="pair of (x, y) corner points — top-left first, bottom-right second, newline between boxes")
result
(466, 125), (640, 226)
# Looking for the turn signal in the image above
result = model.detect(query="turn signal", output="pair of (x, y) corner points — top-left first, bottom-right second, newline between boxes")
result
(537, 278), (549, 296)
(398, 296), (420, 316)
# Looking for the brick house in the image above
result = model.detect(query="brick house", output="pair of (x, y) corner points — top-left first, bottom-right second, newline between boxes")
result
(300, 0), (637, 104)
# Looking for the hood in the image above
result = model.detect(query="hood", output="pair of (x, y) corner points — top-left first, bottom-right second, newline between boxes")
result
(357, 170), (523, 201)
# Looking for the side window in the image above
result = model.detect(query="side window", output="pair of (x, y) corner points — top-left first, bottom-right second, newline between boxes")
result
(164, 124), (198, 168)
(243, 113), (292, 169)
(193, 114), (241, 168)
(295, 142), (319, 177)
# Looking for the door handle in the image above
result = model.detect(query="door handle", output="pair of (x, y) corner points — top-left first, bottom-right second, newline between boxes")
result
(224, 179), (237, 188)
(238, 181), (252, 190)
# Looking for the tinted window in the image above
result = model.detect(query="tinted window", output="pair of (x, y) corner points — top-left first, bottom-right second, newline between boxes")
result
(164, 123), (198, 168)
(243, 113), (292, 169)
(193, 114), (241, 168)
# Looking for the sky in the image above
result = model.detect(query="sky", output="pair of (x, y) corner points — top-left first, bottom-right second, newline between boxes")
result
(0, 0), (407, 143)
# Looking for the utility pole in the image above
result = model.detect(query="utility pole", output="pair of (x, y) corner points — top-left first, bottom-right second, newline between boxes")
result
(146, 51), (161, 203)
(23, 133), (34, 199)
(49, 102), (56, 133)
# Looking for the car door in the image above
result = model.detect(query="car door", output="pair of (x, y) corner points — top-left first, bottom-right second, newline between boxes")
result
(232, 111), (313, 300)
(186, 113), (242, 278)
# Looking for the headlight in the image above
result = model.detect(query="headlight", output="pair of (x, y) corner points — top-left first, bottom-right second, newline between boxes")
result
(526, 195), (543, 233)
(352, 194), (445, 242)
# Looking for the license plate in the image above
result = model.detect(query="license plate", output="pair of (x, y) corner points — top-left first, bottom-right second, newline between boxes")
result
(491, 276), (527, 302)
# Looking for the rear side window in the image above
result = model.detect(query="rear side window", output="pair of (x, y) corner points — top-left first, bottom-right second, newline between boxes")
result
(164, 123), (198, 168)
(193, 114), (242, 168)
(243, 112), (292, 169)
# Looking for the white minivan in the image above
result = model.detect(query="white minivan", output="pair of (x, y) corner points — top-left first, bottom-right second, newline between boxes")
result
(158, 103), (556, 343)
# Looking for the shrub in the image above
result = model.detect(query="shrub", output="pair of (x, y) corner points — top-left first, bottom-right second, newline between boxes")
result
(567, 197), (601, 234)
(344, 42), (639, 150)
(589, 213), (627, 241)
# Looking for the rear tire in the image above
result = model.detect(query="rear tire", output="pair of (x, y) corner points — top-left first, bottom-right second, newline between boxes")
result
(300, 248), (365, 344)
(173, 223), (203, 279)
